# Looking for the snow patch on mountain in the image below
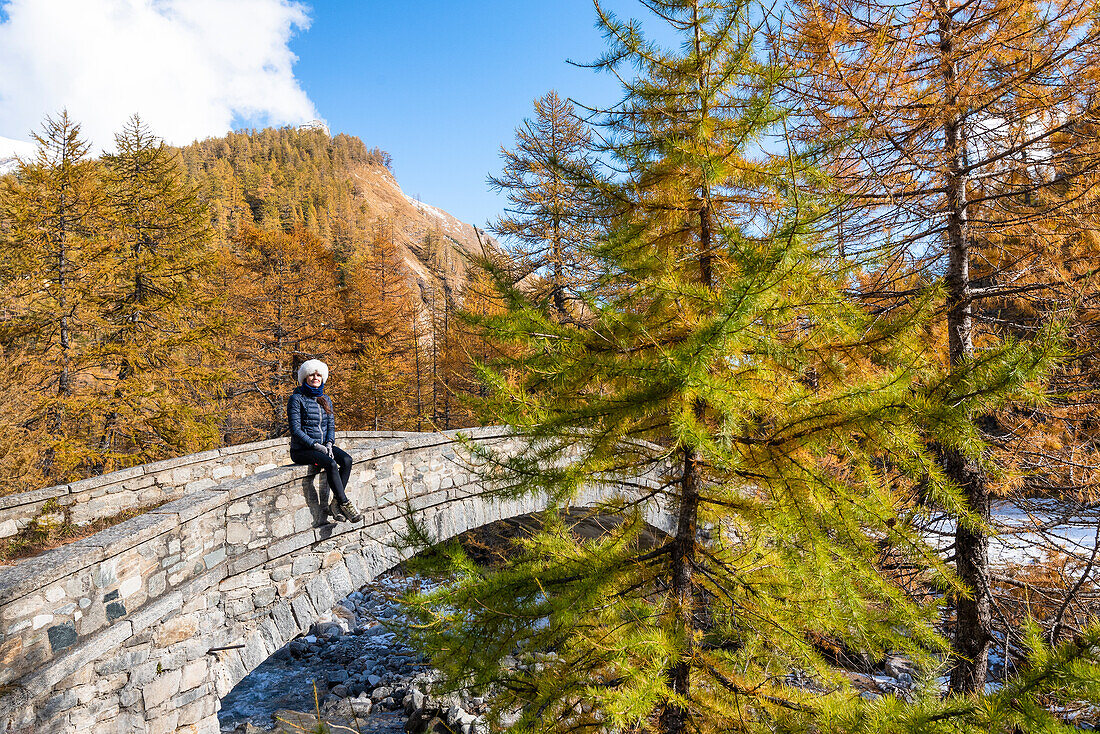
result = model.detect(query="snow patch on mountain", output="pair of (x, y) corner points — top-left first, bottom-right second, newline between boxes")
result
(401, 192), (502, 258)
(0, 135), (35, 174)
(403, 192), (470, 239)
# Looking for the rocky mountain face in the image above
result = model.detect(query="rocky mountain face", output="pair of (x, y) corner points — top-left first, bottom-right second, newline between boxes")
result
(344, 159), (500, 302)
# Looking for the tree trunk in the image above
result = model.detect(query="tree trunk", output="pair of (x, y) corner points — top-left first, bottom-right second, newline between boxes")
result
(44, 185), (72, 480)
(659, 444), (700, 734)
(699, 205), (713, 288)
(413, 317), (423, 431)
(57, 215), (71, 400)
(659, 198), (711, 734)
(939, 0), (993, 693)
(550, 108), (567, 320)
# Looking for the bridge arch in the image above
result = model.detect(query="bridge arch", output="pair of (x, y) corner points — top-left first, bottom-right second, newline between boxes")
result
(0, 428), (671, 734)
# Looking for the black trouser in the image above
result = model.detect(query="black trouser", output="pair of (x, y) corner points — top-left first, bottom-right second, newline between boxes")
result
(290, 445), (353, 504)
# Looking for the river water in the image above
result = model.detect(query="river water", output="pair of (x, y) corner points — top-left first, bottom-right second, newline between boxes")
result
(922, 499), (1100, 565)
(219, 573), (428, 733)
(219, 502), (1100, 731)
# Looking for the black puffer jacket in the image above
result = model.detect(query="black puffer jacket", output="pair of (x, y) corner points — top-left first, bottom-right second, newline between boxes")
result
(287, 388), (336, 450)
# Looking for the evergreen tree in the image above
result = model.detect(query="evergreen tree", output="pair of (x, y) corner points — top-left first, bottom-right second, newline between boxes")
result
(221, 224), (340, 440)
(421, 228), (469, 430)
(404, 3), (1021, 732)
(489, 91), (602, 317)
(174, 126), (491, 436)
(97, 115), (226, 468)
(336, 218), (418, 430)
(428, 278), (448, 428)
(782, 0), (1100, 690)
(0, 111), (108, 485)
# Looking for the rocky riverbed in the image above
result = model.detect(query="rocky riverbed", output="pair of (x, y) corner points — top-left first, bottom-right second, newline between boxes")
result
(219, 513), (937, 734)
(219, 572), (488, 734)
(219, 570), (929, 734)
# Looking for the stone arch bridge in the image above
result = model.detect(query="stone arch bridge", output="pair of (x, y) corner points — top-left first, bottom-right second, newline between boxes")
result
(0, 428), (672, 734)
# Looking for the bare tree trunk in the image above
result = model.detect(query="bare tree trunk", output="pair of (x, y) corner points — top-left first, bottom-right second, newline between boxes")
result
(939, 0), (993, 693)
(442, 300), (451, 429)
(43, 185), (72, 480)
(430, 286), (439, 427)
(550, 108), (567, 320)
(273, 273), (287, 436)
(98, 237), (146, 463)
(699, 204), (713, 287)
(413, 314), (424, 432)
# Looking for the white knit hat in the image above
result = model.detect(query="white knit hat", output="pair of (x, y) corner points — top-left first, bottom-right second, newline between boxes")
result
(297, 359), (329, 385)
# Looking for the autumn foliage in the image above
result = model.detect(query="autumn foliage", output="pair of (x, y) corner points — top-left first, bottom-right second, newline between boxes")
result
(3, 1), (1100, 726)
(0, 118), (496, 493)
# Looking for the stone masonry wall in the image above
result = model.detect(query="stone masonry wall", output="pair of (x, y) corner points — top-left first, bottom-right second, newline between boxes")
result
(0, 431), (425, 540)
(0, 428), (671, 734)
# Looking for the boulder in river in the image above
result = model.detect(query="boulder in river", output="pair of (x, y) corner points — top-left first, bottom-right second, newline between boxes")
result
(406, 707), (458, 734)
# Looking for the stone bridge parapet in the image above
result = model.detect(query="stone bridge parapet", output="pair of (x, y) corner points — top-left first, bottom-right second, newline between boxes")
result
(0, 431), (431, 539)
(0, 428), (672, 733)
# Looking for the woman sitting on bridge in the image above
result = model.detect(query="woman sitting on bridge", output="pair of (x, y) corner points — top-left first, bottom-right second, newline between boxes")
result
(287, 359), (362, 523)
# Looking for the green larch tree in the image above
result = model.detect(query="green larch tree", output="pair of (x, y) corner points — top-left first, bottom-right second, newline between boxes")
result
(403, 2), (1008, 732)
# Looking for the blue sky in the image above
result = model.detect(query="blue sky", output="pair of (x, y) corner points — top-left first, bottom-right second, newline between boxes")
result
(282, 1), (630, 228)
(0, 0), (656, 230)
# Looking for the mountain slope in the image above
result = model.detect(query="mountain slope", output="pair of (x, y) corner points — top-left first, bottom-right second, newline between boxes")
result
(177, 127), (501, 302)
(345, 158), (499, 298)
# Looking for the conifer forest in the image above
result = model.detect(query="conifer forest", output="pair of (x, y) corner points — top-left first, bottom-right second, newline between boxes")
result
(7, 0), (1100, 731)
(0, 115), (499, 494)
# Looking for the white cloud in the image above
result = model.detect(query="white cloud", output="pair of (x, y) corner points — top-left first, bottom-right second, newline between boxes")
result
(0, 0), (321, 153)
